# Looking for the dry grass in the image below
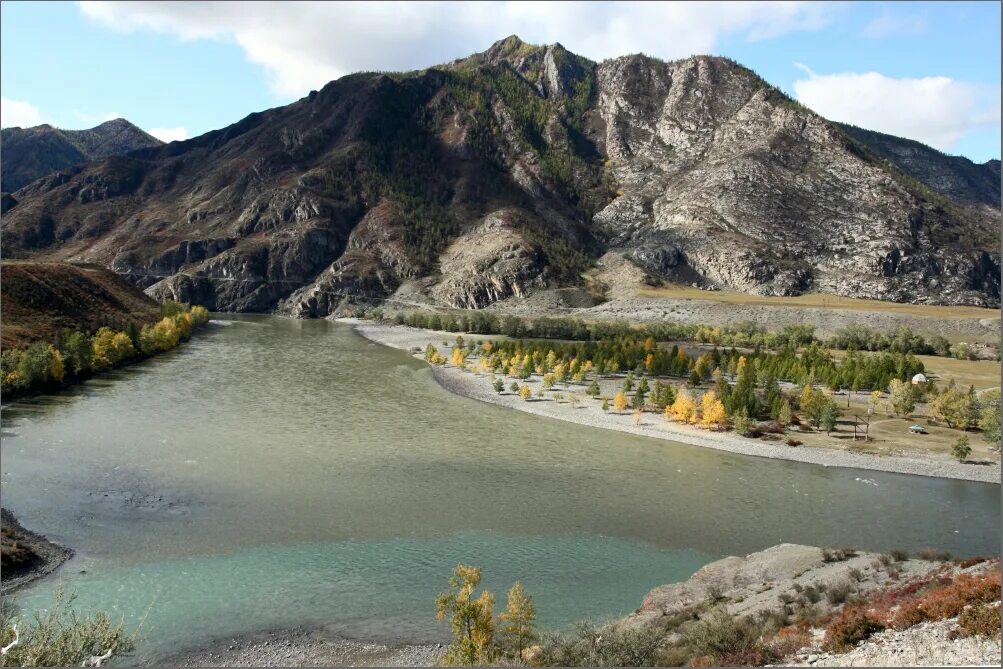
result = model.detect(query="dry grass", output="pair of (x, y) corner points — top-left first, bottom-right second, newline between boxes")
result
(0, 261), (160, 348)
(917, 355), (1001, 391)
(791, 397), (999, 463)
(636, 283), (1000, 320)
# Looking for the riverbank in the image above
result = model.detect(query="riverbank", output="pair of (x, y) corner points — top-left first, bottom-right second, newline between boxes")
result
(350, 321), (1001, 483)
(0, 508), (73, 594)
(159, 626), (444, 667)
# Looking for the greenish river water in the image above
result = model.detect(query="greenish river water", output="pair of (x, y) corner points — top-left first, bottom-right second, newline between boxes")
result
(1, 316), (998, 662)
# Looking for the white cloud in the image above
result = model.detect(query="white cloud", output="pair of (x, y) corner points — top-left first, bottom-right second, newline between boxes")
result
(79, 1), (835, 98)
(794, 68), (1001, 151)
(148, 126), (189, 142)
(1, 97), (45, 128)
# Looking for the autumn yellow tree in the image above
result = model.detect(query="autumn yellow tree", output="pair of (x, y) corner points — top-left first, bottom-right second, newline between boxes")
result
(451, 346), (466, 367)
(498, 581), (537, 660)
(613, 391), (629, 413)
(519, 384), (532, 401)
(92, 327), (136, 371)
(668, 388), (698, 423)
(190, 305), (210, 325)
(436, 564), (496, 666)
(700, 390), (728, 430)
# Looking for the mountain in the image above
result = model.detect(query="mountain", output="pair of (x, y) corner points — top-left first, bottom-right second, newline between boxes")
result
(838, 124), (1001, 207)
(1, 37), (998, 313)
(0, 118), (163, 192)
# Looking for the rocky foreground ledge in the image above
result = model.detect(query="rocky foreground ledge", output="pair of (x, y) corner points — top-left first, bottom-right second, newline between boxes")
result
(620, 543), (1001, 667)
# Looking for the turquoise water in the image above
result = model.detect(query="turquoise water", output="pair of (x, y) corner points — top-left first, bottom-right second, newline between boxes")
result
(1, 316), (998, 663)
(12, 533), (708, 661)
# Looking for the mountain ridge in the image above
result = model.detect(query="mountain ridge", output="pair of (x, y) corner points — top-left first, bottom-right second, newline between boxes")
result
(0, 118), (163, 192)
(1, 37), (998, 312)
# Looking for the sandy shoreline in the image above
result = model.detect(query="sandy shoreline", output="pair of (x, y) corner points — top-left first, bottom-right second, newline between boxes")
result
(349, 320), (1001, 484)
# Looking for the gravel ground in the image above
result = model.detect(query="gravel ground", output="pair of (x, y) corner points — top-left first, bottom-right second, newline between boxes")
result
(350, 322), (1001, 483)
(159, 627), (444, 667)
(787, 617), (1002, 667)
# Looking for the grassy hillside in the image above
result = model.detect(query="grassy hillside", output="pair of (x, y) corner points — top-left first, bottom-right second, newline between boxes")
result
(0, 261), (161, 349)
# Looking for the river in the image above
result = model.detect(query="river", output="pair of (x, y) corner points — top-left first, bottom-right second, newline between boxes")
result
(1, 316), (998, 662)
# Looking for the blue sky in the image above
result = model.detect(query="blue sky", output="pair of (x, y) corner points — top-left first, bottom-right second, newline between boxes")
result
(2, 1), (999, 161)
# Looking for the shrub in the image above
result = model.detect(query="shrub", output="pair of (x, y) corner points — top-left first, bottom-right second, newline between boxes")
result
(683, 608), (780, 667)
(826, 580), (854, 605)
(538, 619), (665, 667)
(0, 589), (135, 667)
(891, 570), (1000, 628)
(953, 603), (1001, 639)
(786, 438), (802, 447)
(889, 549), (909, 562)
(822, 545), (854, 561)
(958, 556), (989, 569)
(915, 549), (952, 562)
(822, 606), (885, 651)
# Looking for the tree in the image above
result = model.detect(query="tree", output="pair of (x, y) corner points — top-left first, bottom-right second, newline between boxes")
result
(60, 330), (92, 376)
(542, 373), (556, 390)
(951, 435), (972, 462)
(622, 372), (634, 393)
(510, 381), (520, 393)
(820, 401), (841, 434)
(498, 582), (536, 660)
(92, 327), (135, 371)
(451, 346), (466, 367)
(493, 379), (505, 393)
(190, 305), (210, 325)
(602, 398), (610, 412)
(979, 389), (1001, 445)
(965, 385), (980, 430)
(732, 408), (753, 436)
(930, 382), (969, 428)
(886, 379), (917, 417)
(138, 318), (180, 355)
(776, 400), (793, 427)
(700, 391), (728, 430)
(436, 565), (496, 666)
(613, 391), (629, 414)
(667, 389), (698, 423)
(633, 377), (649, 409)
(586, 380), (600, 397)
(519, 384), (532, 401)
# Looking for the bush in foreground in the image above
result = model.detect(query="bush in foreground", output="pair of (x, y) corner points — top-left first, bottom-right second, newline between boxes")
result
(0, 590), (134, 667)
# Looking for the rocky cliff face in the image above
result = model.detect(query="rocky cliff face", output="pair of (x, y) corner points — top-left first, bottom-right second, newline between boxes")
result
(2, 37), (998, 312)
(0, 118), (163, 193)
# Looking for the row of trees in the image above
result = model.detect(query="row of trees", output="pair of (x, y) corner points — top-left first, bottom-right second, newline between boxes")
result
(390, 311), (990, 360)
(467, 335), (924, 398)
(1, 303), (209, 397)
